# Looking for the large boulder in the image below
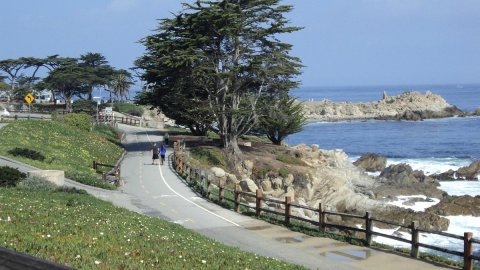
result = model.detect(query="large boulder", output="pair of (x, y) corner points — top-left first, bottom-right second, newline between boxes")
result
(457, 160), (480, 180)
(239, 178), (258, 193)
(374, 207), (449, 231)
(426, 195), (480, 216)
(353, 153), (387, 172)
(379, 164), (435, 185)
(210, 167), (225, 178)
(431, 169), (456, 181)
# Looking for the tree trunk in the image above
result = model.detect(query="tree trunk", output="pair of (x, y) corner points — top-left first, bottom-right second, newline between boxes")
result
(222, 132), (241, 169)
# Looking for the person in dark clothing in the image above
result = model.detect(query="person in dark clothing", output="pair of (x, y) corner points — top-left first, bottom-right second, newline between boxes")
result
(160, 145), (167, 165)
(152, 143), (160, 165)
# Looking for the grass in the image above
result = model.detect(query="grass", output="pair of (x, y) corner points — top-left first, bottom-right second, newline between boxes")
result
(0, 121), (123, 189)
(113, 103), (144, 117)
(0, 187), (304, 269)
(276, 153), (306, 166)
(190, 147), (228, 170)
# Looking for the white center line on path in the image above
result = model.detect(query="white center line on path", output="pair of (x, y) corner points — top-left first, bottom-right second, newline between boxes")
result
(144, 130), (240, 227)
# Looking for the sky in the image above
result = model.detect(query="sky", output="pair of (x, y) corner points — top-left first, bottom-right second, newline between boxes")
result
(0, 0), (479, 88)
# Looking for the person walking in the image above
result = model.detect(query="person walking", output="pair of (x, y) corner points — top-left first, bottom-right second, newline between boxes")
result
(151, 143), (160, 165)
(164, 132), (170, 146)
(160, 144), (167, 165)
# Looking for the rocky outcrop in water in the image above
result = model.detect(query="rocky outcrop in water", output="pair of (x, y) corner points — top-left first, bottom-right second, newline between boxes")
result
(303, 91), (464, 121)
(426, 195), (480, 216)
(431, 160), (480, 181)
(353, 153), (386, 172)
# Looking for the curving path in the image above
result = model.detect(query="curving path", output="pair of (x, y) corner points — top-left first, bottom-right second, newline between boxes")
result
(0, 123), (453, 270)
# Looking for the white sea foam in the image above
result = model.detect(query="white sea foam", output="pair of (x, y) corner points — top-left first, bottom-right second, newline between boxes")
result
(387, 157), (471, 175)
(386, 195), (440, 212)
(438, 181), (480, 196)
(348, 156), (472, 176)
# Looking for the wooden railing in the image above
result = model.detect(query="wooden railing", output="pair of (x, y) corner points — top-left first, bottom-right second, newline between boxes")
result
(92, 151), (126, 186)
(95, 115), (141, 126)
(0, 114), (50, 121)
(173, 144), (478, 270)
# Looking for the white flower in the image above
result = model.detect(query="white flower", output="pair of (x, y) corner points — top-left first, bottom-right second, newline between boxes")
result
(76, 255), (81, 259)
(100, 232), (104, 236)
(178, 255), (182, 259)
(95, 260), (101, 265)
(7, 216), (11, 222)
(47, 234), (51, 238)
(201, 260), (206, 264)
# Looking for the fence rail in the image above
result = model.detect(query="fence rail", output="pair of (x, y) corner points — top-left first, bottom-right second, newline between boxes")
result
(173, 143), (478, 270)
(92, 150), (126, 186)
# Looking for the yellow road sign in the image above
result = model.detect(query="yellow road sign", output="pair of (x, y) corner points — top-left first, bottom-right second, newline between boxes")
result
(25, 93), (35, 104)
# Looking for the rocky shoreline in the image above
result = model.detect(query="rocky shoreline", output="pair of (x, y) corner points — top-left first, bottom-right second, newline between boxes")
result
(302, 90), (478, 122)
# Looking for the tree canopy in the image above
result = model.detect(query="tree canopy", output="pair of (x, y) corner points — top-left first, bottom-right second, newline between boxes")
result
(137, 0), (302, 164)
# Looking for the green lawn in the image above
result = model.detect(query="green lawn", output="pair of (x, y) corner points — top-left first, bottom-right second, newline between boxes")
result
(0, 121), (123, 189)
(0, 188), (304, 269)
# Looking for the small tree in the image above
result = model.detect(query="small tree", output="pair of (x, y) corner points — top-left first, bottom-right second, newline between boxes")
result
(256, 95), (306, 145)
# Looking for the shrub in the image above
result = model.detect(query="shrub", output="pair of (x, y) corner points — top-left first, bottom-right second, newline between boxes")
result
(276, 154), (306, 166)
(0, 166), (26, 187)
(72, 100), (96, 113)
(17, 176), (57, 191)
(252, 165), (273, 180)
(63, 113), (92, 132)
(8, 147), (45, 161)
(278, 167), (290, 178)
(113, 103), (144, 117)
(57, 186), (88, 195)
(190, 147), (227, 168)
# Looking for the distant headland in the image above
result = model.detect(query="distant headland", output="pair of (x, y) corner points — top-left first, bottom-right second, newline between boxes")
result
(302, 91), (479, 122)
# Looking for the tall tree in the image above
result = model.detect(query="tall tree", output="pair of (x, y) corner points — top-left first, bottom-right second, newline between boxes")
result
(256, 94), (306, 145)
(0, 59), (28, 101)
(110, 69), (134, 101)
(43, 62), (91, 112)
(80, 52), (111, 100)
(139, 0), (302, 164)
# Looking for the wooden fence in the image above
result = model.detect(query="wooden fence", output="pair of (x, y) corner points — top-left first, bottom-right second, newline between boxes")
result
(173, 144), (479, 270)
(1, 112), (141, 127)
(92, 151), (126, 186)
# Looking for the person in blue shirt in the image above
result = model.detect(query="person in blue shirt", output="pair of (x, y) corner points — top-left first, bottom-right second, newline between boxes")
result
(160, 144), (167, 165)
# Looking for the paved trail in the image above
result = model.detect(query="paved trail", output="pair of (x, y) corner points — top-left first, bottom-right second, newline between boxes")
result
(0, 123), (454, 270)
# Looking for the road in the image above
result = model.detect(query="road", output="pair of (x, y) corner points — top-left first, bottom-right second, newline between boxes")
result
(0, 123), (453, 270)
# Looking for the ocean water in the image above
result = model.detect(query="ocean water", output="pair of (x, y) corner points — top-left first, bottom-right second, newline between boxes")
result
(287, 85), (480, 174)
(287, 85), (480, 262)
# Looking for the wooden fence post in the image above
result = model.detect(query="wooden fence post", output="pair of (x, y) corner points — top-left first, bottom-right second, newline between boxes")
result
(365, 212), (372, 247)
(14, 115), (18, 120)
(411, 221), (419, 258)
(285, 196), (291, 226)
(234, 184), (241, 213)
(464, 232), (473, 270)
(219, 179), (225, 203)
(207, 175), (212, 200)
(93, 160), (97, 171)
(319, 202), (325, 232)
(255, 189), (263, 217)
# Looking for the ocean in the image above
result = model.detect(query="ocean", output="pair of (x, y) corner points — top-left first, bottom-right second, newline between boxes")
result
(287, 84), (480, 261)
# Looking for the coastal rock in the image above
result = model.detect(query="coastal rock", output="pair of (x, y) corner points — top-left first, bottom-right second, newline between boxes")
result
(353, 153), (387, 172)
(210, 167), (226, 178)
(226, 173), (239, 184)
(303, 91), (462, 122)
(261, 180), (273, 191)
(457, 160), (480, 180)
(374, 207), (449, 231)
(431, 169), (456, 181)
(426, 195), (480, 216)
(239, 178), (258, 193)
(379, 164), (436, 185)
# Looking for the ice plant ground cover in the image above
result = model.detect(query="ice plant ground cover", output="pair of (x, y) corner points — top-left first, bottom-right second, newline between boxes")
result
(0, 188), (304, 269)
(0, 121), (123, 189)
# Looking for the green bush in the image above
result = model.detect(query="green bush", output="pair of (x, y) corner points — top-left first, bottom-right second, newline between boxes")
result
(17, 176), (57, 191)
(8, 147), (45, 161)
(279, 167), (290, 177)
(63, 112), (91, 132)
(0, 166), (26, 187)
(113, 103), (144, 117)
(190, 147), (227, 169)
(72, 100), (96, 112)
(252, 165), (273, 180)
